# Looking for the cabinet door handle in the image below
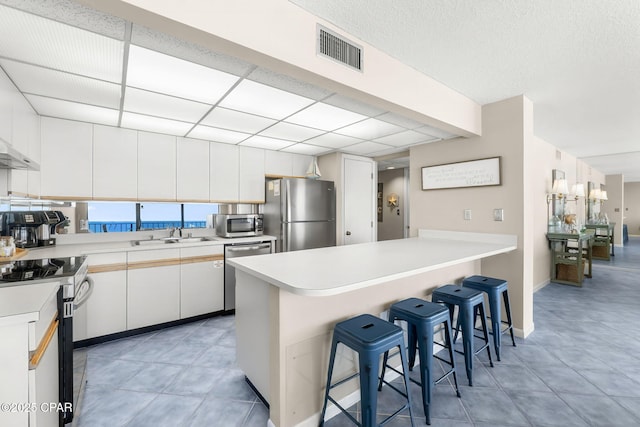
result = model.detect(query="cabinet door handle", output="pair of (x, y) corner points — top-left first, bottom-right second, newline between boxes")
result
(346, 231), (351, 236)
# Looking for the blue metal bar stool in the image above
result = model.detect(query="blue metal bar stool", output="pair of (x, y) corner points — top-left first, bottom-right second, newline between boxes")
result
(319, 314), (415, 427)
(431, 285), (493, 386)
(379, 298), (461, 425)
(462, 275), (516, 361)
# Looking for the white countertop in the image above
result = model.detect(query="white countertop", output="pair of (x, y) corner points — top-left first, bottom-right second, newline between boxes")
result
(229, 230), (517, 296)
(0, 281), (59, 326)
(21, 235), (276, 260)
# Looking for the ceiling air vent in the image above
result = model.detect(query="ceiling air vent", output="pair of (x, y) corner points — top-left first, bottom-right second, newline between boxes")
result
(317, 26), (362, 71)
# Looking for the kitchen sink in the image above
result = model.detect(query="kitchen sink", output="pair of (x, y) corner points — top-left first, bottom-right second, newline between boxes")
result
(131, 236), (212, 246)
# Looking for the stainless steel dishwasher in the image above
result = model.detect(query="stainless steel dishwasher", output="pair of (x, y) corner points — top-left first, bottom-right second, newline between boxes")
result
(224, 240), (272, 311)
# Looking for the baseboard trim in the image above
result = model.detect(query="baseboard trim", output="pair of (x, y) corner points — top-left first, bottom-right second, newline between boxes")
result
(533, 279), (550, 293)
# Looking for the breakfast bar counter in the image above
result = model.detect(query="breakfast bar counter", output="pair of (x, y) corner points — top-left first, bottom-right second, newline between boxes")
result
(229, 230), (517, 427)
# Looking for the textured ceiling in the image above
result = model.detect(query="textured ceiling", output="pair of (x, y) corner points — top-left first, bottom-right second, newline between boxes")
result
(290, 0), (640, 181)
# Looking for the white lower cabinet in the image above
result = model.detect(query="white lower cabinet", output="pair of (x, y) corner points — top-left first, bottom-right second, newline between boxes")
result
(74, 253), (128, 342)
(180, 246), (224, 318)
(127, 248), (181, 330)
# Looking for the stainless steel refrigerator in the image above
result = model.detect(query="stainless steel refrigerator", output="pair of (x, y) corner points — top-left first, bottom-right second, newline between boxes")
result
(264, 178), (336, 252)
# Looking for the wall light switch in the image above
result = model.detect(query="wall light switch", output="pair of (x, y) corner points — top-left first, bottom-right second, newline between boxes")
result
(464, 209), (472, 220)
(493, 208), (504, 221)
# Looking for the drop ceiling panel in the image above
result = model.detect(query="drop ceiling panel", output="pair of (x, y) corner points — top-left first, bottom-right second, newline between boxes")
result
(121, 111), (193, 136)
(127, 45), (240, 104)
(281, 143), (333, 155)
(26, 94), (119, 126)
(335, 118), (405, 139)
(342, 141), (392, 155)
(304, 132), (364, 149)
(240, 135), (295, 150)
(130, 24), (253, 76)
(219, 79), (315, 120)
(123, 87), (211, 123)
(188, 125), (250, 144)
(376, 112), (424, 129)
(415, 124), (457, 139)
(201, 107), (276, 133)
(0, 59), (121, 108)
(0, 4), (123, 82)
(373, 130), (435, 147)
(285, 103), (367, 131)
(259, 122), (325, 142)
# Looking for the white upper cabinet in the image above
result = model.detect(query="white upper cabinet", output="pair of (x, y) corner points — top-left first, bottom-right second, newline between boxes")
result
(9, 94), (40, 197)
(93, 125), (137, 200)
(40, 117), (93, 199)
(0, 69), (13, 144)
(239, 146), (265, 202)
(177, 137), (209, 202)
(265, 151), (313, 178)
(137, 131), (176, 201)
(210, 142), (239, 202)
(265, 150), (293, 177)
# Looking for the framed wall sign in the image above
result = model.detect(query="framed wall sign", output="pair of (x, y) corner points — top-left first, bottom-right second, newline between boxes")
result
(421, 157), (501, 190)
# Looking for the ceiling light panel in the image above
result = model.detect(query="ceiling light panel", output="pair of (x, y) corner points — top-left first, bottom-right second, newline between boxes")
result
(335, 118), (405, 139)
(121, 112), (193, 136)
(285, 102), (367, 131)
(200, 107), (276, 134)
(0, 5), (123, 82)
(131, 24), (253, 76)
(281, 143), (333, 156)
(1, 59), (121, 108)
(259, 122), (325, 142)
(373, 130), (435, 147)
(303, 133), (363, 149)
(188, 125), (250, 144)
(218, 79), (315, 120)
(25, 94), (119, 126)
(123, 87), (211, 123)
(127, 45), (240, 104)
(240, 135), (295, 150)
(342, 141), (392, 155)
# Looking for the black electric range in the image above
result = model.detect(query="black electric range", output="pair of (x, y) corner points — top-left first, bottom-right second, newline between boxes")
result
(0, 255), (89, 426)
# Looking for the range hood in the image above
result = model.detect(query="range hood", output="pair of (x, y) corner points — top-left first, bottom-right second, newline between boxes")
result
(0, 137), (40, 171)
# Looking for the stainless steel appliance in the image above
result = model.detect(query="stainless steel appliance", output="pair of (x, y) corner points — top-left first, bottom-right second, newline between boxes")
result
(0, 256), (91, 425)
(214, 213), (264, 238)
(264, 178), (336, 252)
(0, 210), (65, 248)
(224, 240), (272, 310)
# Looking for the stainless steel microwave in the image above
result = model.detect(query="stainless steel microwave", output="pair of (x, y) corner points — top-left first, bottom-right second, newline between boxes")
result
(214, 214), (264, 238)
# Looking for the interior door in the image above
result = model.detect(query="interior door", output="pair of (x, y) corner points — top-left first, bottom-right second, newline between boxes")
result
(343, 157), (376, 245)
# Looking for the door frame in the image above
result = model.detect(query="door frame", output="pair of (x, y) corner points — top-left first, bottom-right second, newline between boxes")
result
(340, 153), (377, 244)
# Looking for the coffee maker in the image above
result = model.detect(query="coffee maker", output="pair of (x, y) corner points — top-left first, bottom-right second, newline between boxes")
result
(0, 211), (65, 248)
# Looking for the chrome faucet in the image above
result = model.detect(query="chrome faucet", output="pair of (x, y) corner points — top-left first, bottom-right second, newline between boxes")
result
(168, 227), (176, 238)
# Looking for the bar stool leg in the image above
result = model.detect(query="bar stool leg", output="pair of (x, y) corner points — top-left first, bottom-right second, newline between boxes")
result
(408, 322), (419, 370)
(444, 318), (461, 398)
(487, 292), (503, 361)
(503, 290), (517, 347)
(478, 303), (494, 368)
(359, 350), (381, 427)
(319, 338), (339, 427)
(416, 324), (434, 424)
(398, 344), (416, 427)
(459, 303), (474, 386)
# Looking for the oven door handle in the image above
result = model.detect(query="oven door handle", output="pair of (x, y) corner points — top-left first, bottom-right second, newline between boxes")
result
(74, 276), (94, 309)
(226, 243), (271, 252)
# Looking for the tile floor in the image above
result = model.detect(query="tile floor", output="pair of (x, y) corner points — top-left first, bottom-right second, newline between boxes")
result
(72, 237), (640, 426)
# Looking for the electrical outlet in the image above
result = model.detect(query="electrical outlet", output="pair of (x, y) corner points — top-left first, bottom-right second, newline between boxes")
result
(493, 208), (504, 221)
(464, 209), (472, 220)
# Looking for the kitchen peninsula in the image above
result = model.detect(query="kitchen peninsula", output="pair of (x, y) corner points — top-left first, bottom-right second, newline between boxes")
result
(229, 229), (517, 427)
